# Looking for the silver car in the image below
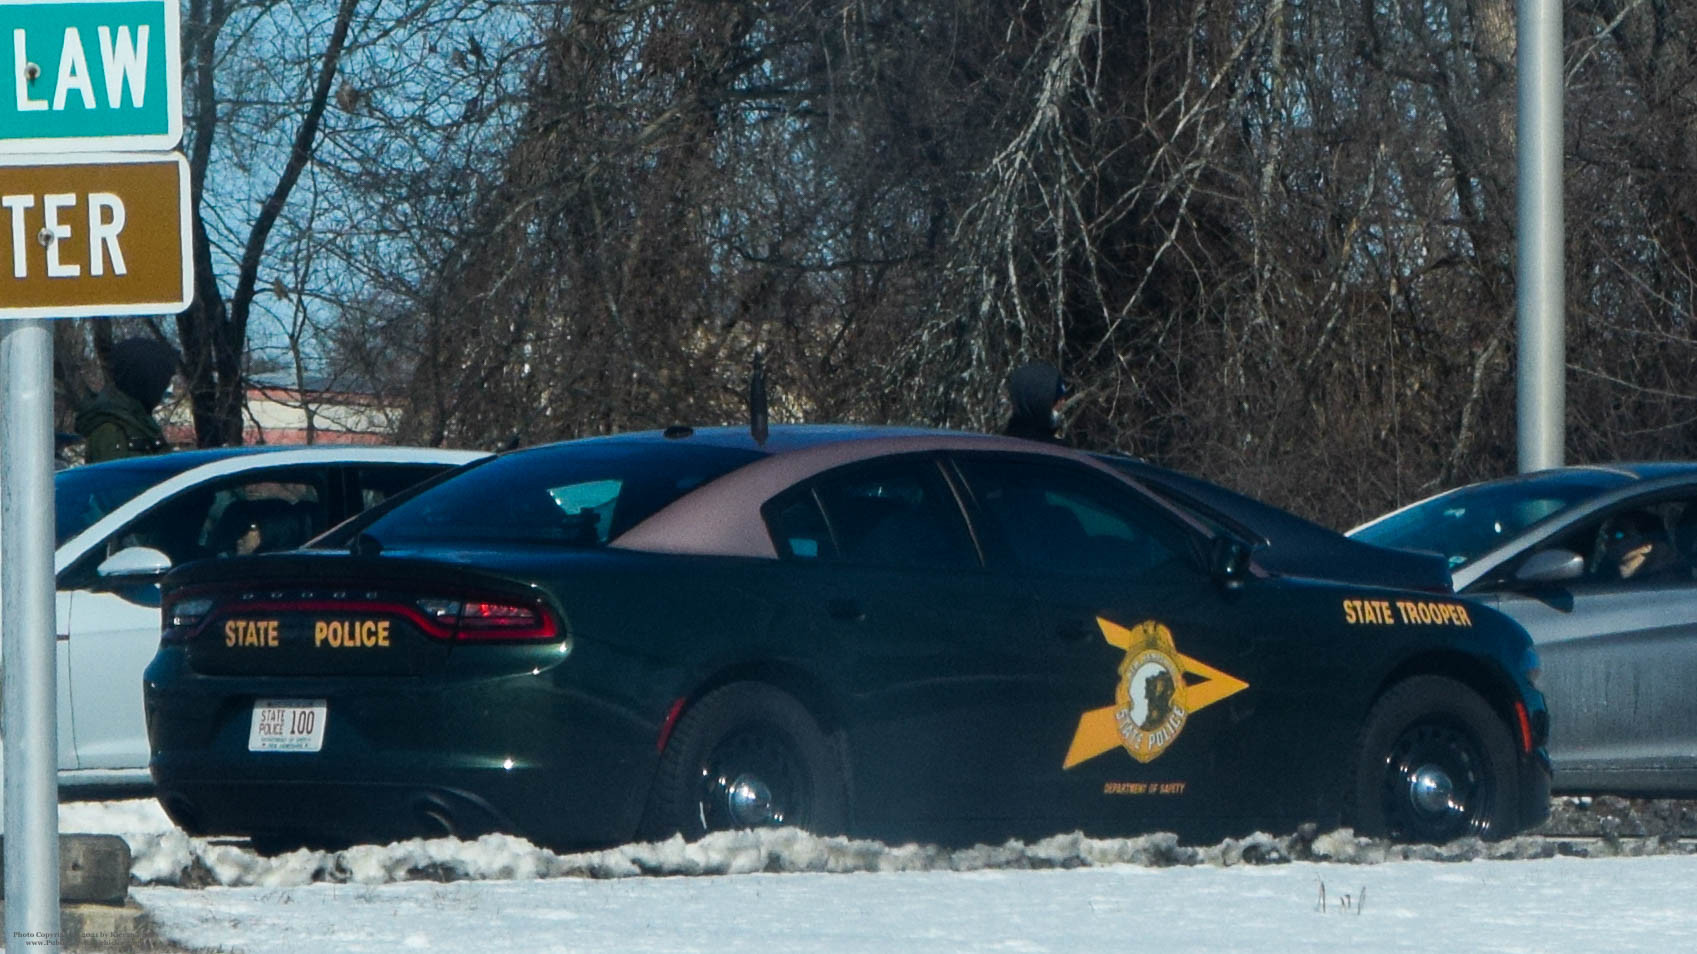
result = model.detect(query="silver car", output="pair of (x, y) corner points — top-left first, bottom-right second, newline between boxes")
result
(1349, 463), (1697, 795)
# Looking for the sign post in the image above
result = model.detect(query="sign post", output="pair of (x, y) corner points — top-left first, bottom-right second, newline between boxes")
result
(2, 319), (61, 946)
(2, 2), (185, 948)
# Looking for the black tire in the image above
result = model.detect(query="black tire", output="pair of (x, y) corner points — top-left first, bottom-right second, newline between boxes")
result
(1351, 675), (1519, 842)
(641, 682), (846, 841)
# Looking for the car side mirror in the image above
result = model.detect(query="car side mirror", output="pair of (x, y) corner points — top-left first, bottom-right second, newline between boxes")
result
(1210, 536), (1250, 590)
(1514, 548), (1584, 585)
(96, 546), (173, 581)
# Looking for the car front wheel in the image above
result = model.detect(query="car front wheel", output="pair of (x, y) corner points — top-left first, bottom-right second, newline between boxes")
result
(1352, 675), (1520, 842)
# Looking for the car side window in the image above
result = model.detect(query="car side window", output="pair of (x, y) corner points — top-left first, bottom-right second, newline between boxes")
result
(544, 479), (623, 545)
(1537, 498), (1697, 585)
(201, 478), (326, 557)
(800, 458), (978, 569)
(111, 469), (329, 565)
(768, 491), (839, 561)
(954, 456), (1186, 578)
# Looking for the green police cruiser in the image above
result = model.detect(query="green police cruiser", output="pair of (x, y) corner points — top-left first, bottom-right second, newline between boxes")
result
(143, 426), (1550, 851)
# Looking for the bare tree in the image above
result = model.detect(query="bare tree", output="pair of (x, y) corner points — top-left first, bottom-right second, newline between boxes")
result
(164, 0), (363, 445)
(63, 0), (1697, 531)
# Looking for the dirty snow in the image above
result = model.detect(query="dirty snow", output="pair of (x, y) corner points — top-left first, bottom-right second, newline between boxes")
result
(33, 798), (1697, 953)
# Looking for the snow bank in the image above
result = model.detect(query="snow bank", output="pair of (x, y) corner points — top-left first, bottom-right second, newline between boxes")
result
(58, 799), (1697, 889)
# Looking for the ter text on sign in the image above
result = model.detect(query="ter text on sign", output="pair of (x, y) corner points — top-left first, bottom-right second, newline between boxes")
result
(0, 152), (191, 317)
(2, 0), (182, 152)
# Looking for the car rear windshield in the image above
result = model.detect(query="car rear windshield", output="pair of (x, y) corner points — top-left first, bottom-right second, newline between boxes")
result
(54, 456), (212, 547)
(355, 441), (764, 548)
(1349, 471), (1634, 568)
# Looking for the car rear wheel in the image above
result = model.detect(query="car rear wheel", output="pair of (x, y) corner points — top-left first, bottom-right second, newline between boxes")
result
(641, 683), (845, 841)
(1352, 675), (1519, 842)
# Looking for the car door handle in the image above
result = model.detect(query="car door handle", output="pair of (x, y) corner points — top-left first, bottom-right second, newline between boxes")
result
(827, 599), (865, 623)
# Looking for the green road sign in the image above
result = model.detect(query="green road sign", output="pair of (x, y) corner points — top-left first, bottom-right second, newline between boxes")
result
(2, 0), (181, 152)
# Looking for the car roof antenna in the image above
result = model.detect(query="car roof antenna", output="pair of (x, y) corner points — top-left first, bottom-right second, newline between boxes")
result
(749, 347), (769, 446)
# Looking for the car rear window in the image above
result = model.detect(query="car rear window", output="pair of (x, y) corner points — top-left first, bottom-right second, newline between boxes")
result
(356, 441), (763, 548)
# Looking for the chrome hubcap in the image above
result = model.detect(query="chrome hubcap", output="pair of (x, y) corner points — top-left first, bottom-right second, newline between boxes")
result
(724, 773), (780, 827)
(695, 725), (807, 832)
(1410, 765), (1458, 816)
(1382, 720), (1494, 841)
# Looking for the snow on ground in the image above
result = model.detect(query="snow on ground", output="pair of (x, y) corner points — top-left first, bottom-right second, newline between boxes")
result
(46, 799), (1697, 953)
(52, 798), (1697, 889)
(135, 855), (1697, 954)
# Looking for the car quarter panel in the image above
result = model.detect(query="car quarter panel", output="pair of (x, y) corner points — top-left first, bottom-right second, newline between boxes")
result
(147, 552), (670, 848)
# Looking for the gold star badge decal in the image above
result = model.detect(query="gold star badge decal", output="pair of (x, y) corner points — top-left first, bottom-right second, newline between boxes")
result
(1063, 618), (1249, 768)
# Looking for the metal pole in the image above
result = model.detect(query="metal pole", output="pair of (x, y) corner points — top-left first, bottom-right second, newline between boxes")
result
(1516, 0), (1565, 472)
(2, 318), (62, 950)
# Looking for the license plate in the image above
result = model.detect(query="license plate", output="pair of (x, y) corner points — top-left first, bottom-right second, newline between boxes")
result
(248, 698), (327, 753)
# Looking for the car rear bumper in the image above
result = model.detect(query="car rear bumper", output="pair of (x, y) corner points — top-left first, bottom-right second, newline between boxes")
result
(144, 651), (659, 851)
(153, 776), (520, 846)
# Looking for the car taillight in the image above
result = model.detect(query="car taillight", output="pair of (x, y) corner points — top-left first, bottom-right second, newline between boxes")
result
(161, 596), (214, 645)
(413, 597), (560, 642)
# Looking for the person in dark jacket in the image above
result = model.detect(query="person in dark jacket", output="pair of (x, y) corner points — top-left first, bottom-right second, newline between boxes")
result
(73, 337), (178, 463)
(1003, 361), (1069, 444)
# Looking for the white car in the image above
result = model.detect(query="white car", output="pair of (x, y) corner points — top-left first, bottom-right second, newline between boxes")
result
(3, 444), (485, 793)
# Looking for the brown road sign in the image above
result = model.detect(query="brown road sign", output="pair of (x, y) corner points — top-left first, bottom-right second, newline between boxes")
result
(0, 152), (192, 319)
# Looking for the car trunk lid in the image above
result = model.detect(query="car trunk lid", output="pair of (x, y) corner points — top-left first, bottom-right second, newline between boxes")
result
(163, 553), (565, 677)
